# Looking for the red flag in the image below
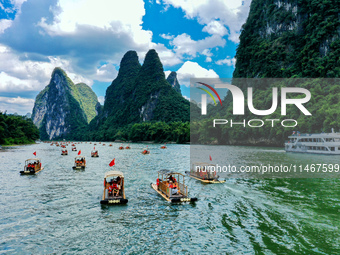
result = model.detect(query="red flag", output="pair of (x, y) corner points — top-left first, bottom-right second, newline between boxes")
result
(209, 155), (212, 161)
(78, 150), (81, 155)
(33, 151), (36, 156)
(94, 147), (95, 150)
(109, 158), (115, 167)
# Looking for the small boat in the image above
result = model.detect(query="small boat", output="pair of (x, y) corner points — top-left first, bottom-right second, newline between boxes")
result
(119, 144), (124, 150)
(61, 150), (68, 155)
(185, 163), (225, 184)
(160, 144), (167, 149)
(125, 144), (131, 149)
(72, 147), (77, 151)
(72, 156), (86, 170)
(20, 158), (44, 175)
(100, 171), (128, 205)
(142, 147), (150, 154)
(151, 170), (197, 203)
(109, 144), (113, 147)
(91, 150), (99, 157)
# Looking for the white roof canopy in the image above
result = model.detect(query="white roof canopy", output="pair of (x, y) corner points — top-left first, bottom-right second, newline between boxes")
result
(104, 171), (124, 178)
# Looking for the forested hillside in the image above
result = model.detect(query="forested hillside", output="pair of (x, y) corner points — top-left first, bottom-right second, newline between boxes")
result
(32, 68), (99, 140)
(87, 49), (190, 142)
(0, 112), (39, 145)
(191, 0), (340, 146)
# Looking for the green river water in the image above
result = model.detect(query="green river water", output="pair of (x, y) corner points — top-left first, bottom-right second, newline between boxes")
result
(0, 143), (339, 254)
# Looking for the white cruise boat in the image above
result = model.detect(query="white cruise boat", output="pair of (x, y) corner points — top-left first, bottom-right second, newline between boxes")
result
(285, 130), (340, 155)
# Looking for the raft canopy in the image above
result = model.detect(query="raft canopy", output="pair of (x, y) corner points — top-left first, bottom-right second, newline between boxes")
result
(25, 158), (41, 164)
(157, 169), (184, 176)
(104, 171), (124, 178)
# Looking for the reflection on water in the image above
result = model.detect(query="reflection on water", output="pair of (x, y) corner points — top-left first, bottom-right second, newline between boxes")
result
(0, 143), (339, 254)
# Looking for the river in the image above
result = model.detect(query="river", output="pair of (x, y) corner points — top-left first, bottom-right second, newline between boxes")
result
(0, 143), (339, 254)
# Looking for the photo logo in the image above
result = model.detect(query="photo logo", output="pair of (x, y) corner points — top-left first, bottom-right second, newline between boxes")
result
(197, 82), (223, 115)
(199, 82), (311, 116)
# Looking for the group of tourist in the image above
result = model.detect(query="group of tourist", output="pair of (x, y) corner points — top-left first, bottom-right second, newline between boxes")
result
(26, 161), (40, 170)
(108, 177), (121, 197)
(75, 158), (85, 166)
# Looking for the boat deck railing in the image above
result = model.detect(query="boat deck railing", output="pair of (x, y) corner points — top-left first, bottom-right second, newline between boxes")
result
(177, 182), (188, 197)
(158, 181), (188, 197)
(158, 182), (170, 197)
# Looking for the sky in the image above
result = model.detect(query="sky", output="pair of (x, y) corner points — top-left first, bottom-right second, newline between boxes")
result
(0, 0), (251, 115)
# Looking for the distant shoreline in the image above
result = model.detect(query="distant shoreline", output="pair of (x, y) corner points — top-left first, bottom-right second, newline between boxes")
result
(1, 142), (36, 147)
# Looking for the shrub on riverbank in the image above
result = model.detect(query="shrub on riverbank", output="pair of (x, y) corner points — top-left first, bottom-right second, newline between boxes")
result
(0, 112), (40, 145)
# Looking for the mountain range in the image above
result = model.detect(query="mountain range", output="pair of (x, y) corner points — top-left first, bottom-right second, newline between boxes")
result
(31, 67), (100, 140)
(32, 50), (189, 140)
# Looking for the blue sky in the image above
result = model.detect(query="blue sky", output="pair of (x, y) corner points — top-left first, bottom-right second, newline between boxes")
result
(0, 0), (251, 115)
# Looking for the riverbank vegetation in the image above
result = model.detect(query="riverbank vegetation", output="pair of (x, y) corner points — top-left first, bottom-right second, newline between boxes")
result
(0, 112), (40, 145)
(85, 121), (189, 144)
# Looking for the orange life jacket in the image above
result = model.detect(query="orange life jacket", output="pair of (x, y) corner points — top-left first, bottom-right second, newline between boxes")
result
(109, 183), (118, 192)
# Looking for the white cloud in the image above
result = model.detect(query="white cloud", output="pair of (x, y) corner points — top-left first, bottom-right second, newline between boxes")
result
(0, 19), (13, 33)
(176, 61), (219, 87)
(0, 0), (159, 93)
(0, 0), (27, 22)
(162, 0), (251, 43)
(11, 0), (28, 10)
(0, 71), (34, 92)
(151, 43), (182, 66)
(160, 33), (174, 40)
(97, 96), (105, 105)
(171, 33), (225, 59)
(38, 0), (152, 46)
(0, 45), (91, 93)
(216, 56), (236, 67)
(0, 96), (35, 115)
(202, 20), (228, 36)
(164, 70), (171, 78)
(183, 95), (190, 101)
(202, 49), (212, 62)
(95, 63), (118, 83)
